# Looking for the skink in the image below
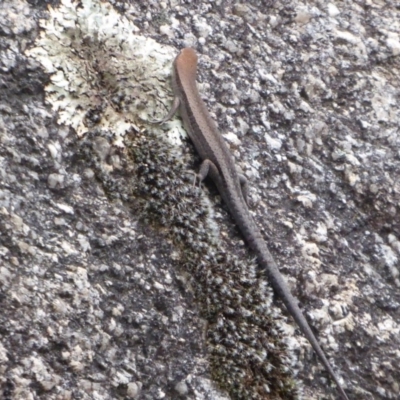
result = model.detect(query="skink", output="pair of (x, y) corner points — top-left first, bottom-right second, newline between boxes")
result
(158, 47), (349, 400)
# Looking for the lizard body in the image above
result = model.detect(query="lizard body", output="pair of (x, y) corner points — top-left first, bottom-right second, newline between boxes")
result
(158, 47), (349, 400)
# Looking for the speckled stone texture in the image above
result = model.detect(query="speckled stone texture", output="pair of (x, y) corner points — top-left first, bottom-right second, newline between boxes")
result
(0, 1), (400, 399)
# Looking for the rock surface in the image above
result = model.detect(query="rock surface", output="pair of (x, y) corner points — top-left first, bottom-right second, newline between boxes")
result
(0, 1), (400, 399)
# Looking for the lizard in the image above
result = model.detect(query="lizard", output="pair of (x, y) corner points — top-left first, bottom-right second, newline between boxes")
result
(156, 47), (349, 400)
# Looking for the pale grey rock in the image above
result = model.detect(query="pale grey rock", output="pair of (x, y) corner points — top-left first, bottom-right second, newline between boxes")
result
(47, 173), (65, 189)
(1, 0), (400, 400)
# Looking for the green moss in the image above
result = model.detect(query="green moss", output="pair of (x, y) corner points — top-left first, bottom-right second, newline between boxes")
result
(80, 128), (299, 399)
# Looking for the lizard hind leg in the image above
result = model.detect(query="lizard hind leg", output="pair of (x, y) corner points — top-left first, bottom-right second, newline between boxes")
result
(239, 174), (250, 206)
(193, 159), (219, 191)
(198, 159), (212, 182)
(192, 159), (212, 191)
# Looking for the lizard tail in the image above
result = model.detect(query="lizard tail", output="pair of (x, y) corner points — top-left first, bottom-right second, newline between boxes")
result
(229, 199), (349, 400)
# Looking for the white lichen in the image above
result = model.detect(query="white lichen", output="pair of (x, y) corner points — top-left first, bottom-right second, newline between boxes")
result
(26, 0), (185, 144)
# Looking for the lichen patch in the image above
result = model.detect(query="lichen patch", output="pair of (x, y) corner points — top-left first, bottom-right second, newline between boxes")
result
(26, 0), (184, 144)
